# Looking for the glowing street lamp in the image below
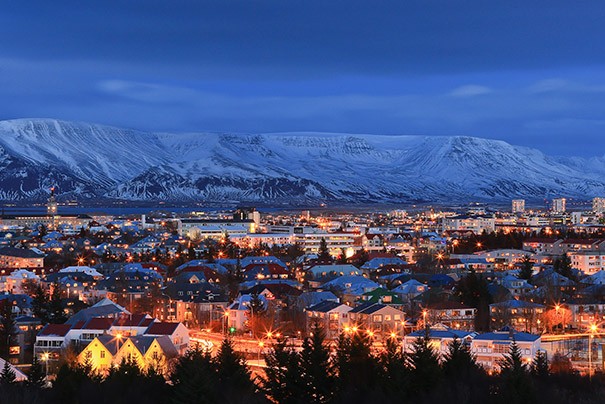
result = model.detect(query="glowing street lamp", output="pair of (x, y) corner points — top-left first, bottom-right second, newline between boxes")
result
(42, 352), (50, 379)
(589, 323), (598, 379)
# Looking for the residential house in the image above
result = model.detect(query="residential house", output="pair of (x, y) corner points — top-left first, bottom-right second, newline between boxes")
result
(348, 302), (406, 339)
(305, 300), (353, 340)
(471, 329), (541, 372)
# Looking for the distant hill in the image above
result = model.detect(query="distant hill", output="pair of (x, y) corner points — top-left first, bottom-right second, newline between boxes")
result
(0, 118), (603, 204)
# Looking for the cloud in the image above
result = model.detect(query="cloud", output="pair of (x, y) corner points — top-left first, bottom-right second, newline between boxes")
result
(449, 85), (492, 97)
(97, 80), (199, 104)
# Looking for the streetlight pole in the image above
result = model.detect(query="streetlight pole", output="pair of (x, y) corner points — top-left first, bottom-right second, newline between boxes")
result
(589, 324), (597, 379)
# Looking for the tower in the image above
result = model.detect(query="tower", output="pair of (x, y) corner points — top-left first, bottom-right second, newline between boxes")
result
(47, 187), (58, 229)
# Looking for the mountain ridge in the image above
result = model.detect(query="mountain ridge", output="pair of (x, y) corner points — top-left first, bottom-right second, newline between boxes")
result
(0, 118), (603, 204)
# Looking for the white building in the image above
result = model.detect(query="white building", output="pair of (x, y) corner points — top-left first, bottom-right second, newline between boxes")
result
(471, 330), (541, 372)
(593, 197), (605, 214)
(441, 215), (496, 235)
(552, 198), (566, 213)
(512, 199), (525, 214)
(569, 251), (605, 275)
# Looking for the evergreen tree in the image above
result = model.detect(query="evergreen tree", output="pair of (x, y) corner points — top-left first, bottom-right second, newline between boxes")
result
(377, 337), (409, 398)
(26, 355), (47, 389)
(455, 270), (492, 331)
(0, 361), (16, 385)
(518, 255), (534, 280)
(407, 328), (442, 395)
(0, 303), (16, 359)
(170, 348), (217, 404)
(262, 338), (303, 404)
(499, 340), (534, 403)
(441, 337), (480, 379)
(554, 253), (574, 280)
(317, 237), (331, 262)
(247, 292), (266, 338)
(334, 331), (378, 402)
(215, 338), (259, 403)
(48, 283), (67, 324)
(531, 350), (549, 378)
(32, 285), (50, 323)
(299, 323), (334, 404)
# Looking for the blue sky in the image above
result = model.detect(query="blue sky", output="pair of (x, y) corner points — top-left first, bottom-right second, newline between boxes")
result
(1, 1), (604, 156)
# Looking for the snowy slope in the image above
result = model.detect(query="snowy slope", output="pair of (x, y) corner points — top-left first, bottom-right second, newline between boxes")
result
(0, 119), (604, 204)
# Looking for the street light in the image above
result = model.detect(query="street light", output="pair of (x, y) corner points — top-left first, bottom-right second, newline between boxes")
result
(589, 323), (597, 379)
(42, 352), (49, 380)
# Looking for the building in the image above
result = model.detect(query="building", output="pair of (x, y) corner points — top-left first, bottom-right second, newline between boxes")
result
(490, 300), (545, 333)
(348, 302), (406, 339)
(78, 334), (178, 374)
(569, 252), (605, 275)
(512, 199), (525, 214)
(305, 300), (353, 340)
(593, 197), (605, 214)
(403, 324), (477, 356)
(425, 302), (477, 330)
(0, 248), (44, 269)
(552, 198), (566, 213)
(471, 329), (541, 372)
(441, 215), (496, 235)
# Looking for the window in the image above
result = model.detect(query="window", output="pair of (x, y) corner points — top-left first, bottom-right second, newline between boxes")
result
(100, 351), (105, 359)
(373, 314), (383, 322)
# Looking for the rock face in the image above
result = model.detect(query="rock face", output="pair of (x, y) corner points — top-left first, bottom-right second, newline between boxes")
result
(0, 118), (604, 204)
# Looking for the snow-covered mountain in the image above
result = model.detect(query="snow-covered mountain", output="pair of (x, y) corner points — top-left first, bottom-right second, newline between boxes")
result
(0, 118), (604, 205)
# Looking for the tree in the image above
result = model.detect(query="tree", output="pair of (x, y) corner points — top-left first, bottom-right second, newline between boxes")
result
(334, 331), (378, 402)
(554, 253), (573, 280)
(317, 238), (331, 262)
(407, 328), (442, 395)
(0, 361), (16, 385)
(170, 348), (217, 404)
(262, 338), (303, 404)
(48, 283), (67, 324)
(26, 355), (47, 389)
(441, 337), (480, 379)
(299, 323), (334, 404)
(531, 350), (549, 378)
(498, 340), (534, 403)
(247, 292), (267, 337)
(377, 337), (409, 398)
(455, 270), (492, 331)
(32, 285), (50, 323)
(214, 338), (260, 402)
(518, 255), (534, 280)
(0, 303), (16, 359)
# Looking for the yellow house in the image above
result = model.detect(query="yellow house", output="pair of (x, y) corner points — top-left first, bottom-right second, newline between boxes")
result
(78, 334), (122, 373)
(78, 334), (178, 374)
(113, 337), (146, 370)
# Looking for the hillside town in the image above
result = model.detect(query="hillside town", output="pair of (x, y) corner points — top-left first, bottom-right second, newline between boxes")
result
(1, 195), (605, 401)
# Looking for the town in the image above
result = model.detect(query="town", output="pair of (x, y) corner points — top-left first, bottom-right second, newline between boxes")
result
(0, 194), (604, 402)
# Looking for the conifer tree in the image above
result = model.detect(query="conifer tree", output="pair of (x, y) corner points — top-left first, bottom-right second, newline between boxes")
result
(0, 361), (16, 385)
(441, 336), (480, 379)
(499, 340), (535, 403)
(377, 337), (409, 397)
(518, 255), (534, 280)
(26, 355), (46, 389)
(170, 348), (217, 404)
(408, 328), (441, 395)
(317, 237), (331, 262)
(531, 350), (549, 378)
(299, 323), (334, 404)
(0, 303), (16, 358)
(262, 338), (302, 404)
(215, 338), (260, 403)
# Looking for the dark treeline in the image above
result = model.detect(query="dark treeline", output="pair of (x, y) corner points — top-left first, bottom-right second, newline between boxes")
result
(1, 325), (605, 404)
